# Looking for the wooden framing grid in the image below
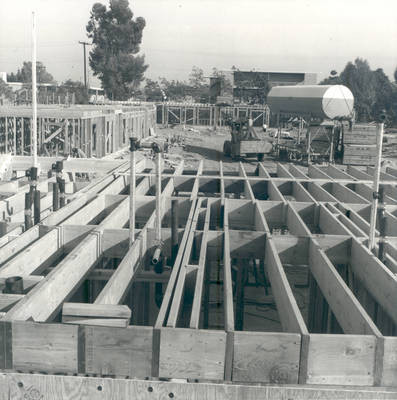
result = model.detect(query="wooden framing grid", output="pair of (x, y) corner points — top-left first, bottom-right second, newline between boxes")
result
(0, 104), (156, 158)
(0, 157), (397, 398)
(156, 102), (270, 128)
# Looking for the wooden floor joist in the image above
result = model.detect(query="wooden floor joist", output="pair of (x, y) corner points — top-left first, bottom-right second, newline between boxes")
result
(0, 157), (396, 393)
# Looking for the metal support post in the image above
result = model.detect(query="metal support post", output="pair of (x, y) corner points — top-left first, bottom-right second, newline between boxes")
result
(129, 137), (139, 246)
(377, 187), (387, 262)
(154, 145), (162, 243)
(368, 121), (385, 251)
(32, 12), (38, 168)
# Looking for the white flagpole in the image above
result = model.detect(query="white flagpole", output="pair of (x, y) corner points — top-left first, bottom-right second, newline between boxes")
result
(32, 11), (38, 167)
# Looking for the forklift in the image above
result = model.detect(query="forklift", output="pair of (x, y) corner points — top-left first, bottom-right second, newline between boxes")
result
(223, 116), (272, 161)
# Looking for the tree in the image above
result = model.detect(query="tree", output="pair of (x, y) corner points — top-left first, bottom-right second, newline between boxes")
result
(58, 80), (89, 104)
(159, 77), (191, 101)
(86, 0), (148, 100)
(320, 58), (397, 123)
(144, 78), (163, 101)
(372, 68), (396, 123)
(188, 66), (206, 88)
(394, 67), (397, 83)
(212, 68), (232, 92)
(7, 61), (55, 84)
(0, 78), (13, 101)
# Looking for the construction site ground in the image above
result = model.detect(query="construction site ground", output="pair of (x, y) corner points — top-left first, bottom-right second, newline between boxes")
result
(157, 125), (273, 173)
(156, 124), (397, 172)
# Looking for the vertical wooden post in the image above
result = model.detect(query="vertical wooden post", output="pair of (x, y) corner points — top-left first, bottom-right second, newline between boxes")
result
(34, 189), (41, 225)
(24, 191), (33, 230)
(52, 182), (59, 211)
(307, 125), (312, 165)
(171, 199), (179, 263)
(21, 118), (24, 155)
(13, 117), (16, 154)
(64, 120), (69, 155)
(4, 117), (8, 153)
(235, 263), (246, 331)
(4, 277), (23, 294)
(59, 179), (66, 208)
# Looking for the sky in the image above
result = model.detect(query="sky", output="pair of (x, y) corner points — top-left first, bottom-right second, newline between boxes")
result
(0, 0), (396, 87)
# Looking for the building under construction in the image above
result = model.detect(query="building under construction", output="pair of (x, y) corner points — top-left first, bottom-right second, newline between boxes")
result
(0, 102), (396, 398)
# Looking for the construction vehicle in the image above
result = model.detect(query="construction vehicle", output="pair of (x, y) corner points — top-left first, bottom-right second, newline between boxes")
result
(223, 117), (272, 161)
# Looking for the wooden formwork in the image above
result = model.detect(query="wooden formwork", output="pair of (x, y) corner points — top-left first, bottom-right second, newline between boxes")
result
(0, 157), (397, 399)
(0, 104), (156, 158)
(156, 102), (270, 128)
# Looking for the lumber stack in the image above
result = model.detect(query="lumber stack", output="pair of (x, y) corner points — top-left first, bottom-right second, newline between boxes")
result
(343, 124), (377, 165)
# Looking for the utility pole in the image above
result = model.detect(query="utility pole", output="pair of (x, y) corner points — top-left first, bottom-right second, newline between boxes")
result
(78, 41), (90, 90)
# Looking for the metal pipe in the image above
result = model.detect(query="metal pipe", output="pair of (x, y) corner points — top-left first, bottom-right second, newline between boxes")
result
(378, 187), (387, 262)
(368, 122), (385, 251)
(52, 182), (59, 211)
(33, 189), (40, 225)
(24, 192), (33, 230)
(171, 199), (179, 264)
(129, 149), (136, 245)
(129, 137), (139, 246)
(4, 276), (23, 294)
(155, 151), (162, 242)
(152, 246), (162, 266)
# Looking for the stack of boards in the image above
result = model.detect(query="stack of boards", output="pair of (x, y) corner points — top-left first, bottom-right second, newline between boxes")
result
(343, 123), (377, 165)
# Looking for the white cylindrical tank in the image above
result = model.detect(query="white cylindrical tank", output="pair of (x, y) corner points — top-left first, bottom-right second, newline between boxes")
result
(267, 85), (354, 119)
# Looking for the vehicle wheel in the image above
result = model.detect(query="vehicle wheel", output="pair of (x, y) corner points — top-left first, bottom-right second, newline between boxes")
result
(257, 153), (264, 161)
(223, 140), (231, 157)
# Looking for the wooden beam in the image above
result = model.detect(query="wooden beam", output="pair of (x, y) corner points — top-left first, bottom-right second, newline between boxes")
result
(166, 198), (203, 327)
(289, 164), (308, 179)
(155, 198), (198, 328)
(95, 163), (185, 306)
(327, 165), (356, 180)
(308, 165), (332, 180)
(286, 202), (312, 236)
(190, 200), (211, 328)
(0, 227), (61, 277)
(350, 238), (397, 325)
(223, 200), (235, 332)
(264, 238), (308, 334)
(308, 238), (381, 335)
(277, 163), (294, 179)
(0, 373), (396, 399)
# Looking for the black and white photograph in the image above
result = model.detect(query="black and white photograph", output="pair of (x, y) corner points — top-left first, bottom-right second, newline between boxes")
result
(0, 0), (396, 398)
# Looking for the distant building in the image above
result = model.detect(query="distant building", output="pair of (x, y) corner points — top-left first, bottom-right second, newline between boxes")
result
(209, 70), (317, 105)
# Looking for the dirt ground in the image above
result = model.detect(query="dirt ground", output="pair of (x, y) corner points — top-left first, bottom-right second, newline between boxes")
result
(151, 124), (397, 172)
(155, 124), (276, 174)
